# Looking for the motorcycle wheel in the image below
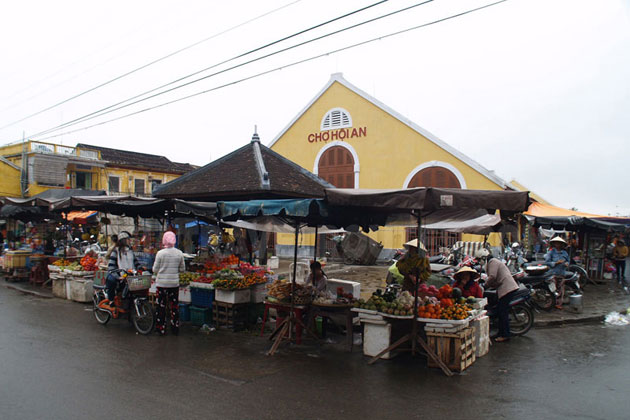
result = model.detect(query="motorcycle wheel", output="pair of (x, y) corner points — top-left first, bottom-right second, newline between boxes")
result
(568, 265), (590, 289)
(132, 300), (155, 335)
(531, 288), (555, 311)
(509, 304), (534, 336)
(93, 298), (111, 325)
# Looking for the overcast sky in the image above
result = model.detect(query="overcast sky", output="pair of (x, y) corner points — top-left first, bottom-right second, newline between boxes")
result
(1, 0), (628, 215)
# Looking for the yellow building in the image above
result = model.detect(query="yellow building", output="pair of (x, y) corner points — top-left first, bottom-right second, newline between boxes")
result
(269, 73), (512, 256)
(0, 140), (194, 198)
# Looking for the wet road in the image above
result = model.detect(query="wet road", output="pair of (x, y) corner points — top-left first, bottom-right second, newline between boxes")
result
(1, 285), (629, 420)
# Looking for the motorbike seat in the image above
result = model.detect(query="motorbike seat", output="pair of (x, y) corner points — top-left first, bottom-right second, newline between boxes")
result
(519, 273), (552, 284)
(93, 284), (107, 290)
(483, 289), (498, 306)
(513, 284), (531, 299)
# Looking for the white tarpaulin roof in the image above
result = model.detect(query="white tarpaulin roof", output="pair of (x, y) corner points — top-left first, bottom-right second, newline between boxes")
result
(423, 213), (501, 233)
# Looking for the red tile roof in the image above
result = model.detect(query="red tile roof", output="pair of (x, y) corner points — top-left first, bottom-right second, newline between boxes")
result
(76, 143), (196, 175)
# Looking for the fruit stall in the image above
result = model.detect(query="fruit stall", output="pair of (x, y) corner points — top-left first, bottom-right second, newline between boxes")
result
(163, 254), (276, 330)
(48, 255), (99, 302)
(353, 283), (488, 372)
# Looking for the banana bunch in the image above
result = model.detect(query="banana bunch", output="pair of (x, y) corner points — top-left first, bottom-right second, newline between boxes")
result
(397, 254), (431, 282)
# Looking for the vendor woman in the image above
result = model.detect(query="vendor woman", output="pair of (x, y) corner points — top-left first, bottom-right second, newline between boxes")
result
(452, 266), (483, 298)
(306, 261), (328, 293)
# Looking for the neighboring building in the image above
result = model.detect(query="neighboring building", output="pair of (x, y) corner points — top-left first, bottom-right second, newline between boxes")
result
(0, 140), (195, 198)
(76, 144), (196, 197)
(270, 73), (514, 255)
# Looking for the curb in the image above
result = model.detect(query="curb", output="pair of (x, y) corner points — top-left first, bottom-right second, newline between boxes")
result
(534, 314), (605, 328)
(4, 283), (54, 299)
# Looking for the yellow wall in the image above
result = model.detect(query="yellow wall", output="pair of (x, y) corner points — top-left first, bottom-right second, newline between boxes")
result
(99, 168), (180, 195)
(0, 141), (184, 198)
(0, 163), (22, 197)
(272, 81), (505, 250)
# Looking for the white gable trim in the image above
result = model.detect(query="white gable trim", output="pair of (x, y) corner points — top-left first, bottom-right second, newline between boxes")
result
(313, 141), (360, 188)
(268, 73), (508, 189)
(402, 161), (467, 189)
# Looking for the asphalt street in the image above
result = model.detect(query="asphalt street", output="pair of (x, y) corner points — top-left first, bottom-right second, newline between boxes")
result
(1, 284), (629, 420)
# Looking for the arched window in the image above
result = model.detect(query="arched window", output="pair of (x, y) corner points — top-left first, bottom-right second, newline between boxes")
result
(406, 165), (462, 252)
(407, 167), (461, 188)
(321, 108), (352, 131)
(318, 146), (355, 188)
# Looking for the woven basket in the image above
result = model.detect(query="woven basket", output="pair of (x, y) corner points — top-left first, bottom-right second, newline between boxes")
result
(293, 295), (312, 305)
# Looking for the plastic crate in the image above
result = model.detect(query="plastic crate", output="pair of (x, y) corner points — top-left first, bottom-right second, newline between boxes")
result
(179, 303), (191, 322)
(190, 287), (215, 308)
(190, 306), (212, 326)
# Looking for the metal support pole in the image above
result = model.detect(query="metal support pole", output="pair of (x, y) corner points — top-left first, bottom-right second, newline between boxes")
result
(313, 226), (318, 261)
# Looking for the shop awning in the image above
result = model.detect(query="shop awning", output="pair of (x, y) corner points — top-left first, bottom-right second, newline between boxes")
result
(325, 188), (531, 213)
(65, 210), (98, 224)
(524, 202), (606, 218)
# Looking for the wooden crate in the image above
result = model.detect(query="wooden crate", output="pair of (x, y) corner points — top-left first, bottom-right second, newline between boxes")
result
(213, 301), (249, 331)
(426, 327), (476, 372)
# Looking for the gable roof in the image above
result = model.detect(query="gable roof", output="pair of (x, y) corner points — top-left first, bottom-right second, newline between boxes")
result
(269, 73), (510, 189)
(153, 134), (334, 201)
(76, 143), (196, 175)
(508, 179), (551, 205)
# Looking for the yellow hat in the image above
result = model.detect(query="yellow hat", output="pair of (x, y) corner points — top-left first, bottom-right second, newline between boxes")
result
(453, 266), (480, 281)
(404, 239), (427, 251)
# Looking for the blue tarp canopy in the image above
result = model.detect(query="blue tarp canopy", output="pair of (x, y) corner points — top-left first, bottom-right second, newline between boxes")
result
(218, 199), (328, 221)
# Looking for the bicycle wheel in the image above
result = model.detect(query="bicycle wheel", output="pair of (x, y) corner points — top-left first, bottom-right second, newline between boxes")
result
(93, 297), (111, 325)
(132, 300), (155, 335)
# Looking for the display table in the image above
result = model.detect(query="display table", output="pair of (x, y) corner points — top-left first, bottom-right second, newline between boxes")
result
(309, 303), (356, 352)
(261, 300), (309, 344)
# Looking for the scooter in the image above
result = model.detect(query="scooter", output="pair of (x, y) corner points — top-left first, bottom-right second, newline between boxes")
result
(514, 265), (558, 310)
(483, 283), (535, 337)
(93, 269), (155, 335)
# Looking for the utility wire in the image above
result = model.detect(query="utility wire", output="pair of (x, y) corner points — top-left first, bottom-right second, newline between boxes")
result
(32, 0), (509, 143)
(18, 0), (394, 141)
(0, 0), (305, 131)
(24, 0), (427, 140)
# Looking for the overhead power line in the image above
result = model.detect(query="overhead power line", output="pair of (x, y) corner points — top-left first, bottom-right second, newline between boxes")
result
(23, 0), (428, 141)
(0, 0), (305, 131)
(32, 0), (510, 143)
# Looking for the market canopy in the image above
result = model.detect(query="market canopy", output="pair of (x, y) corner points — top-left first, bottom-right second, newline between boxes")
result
(524, 202), (606, 218)
(526, 215), (627, 232)
(153, 133), (334, 201)
(0, 188), (106, 208)
(325, 188), (530, 213)
(218, 198), (390, 232)
(66, 210), (98, 224)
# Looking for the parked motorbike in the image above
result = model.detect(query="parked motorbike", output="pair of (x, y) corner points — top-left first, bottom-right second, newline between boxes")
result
(483, 283), (535, 336)
(514, 265), (558, 310)
(92, 269), (155, 335)
(505, 242), (527, 274)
